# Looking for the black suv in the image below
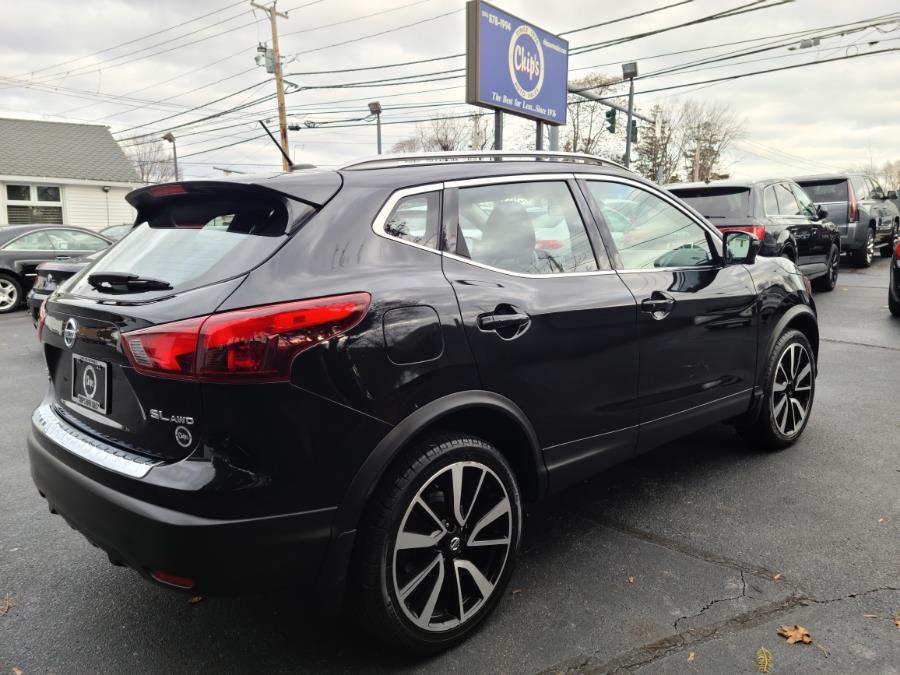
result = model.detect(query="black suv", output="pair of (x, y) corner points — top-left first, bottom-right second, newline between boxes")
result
(28, 152), (819, 652)
(668, 178), (841, 291)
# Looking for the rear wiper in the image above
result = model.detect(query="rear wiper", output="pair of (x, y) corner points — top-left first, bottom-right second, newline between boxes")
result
(87, 272), (173, 293)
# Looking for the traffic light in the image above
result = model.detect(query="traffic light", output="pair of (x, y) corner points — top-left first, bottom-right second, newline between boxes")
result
(630, 120), (638, 143)
(605, 108), (616, 133)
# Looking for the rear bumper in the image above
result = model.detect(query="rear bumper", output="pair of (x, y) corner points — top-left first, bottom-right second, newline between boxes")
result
(839, 222), (860, 250)
(28, 405), (339, 595)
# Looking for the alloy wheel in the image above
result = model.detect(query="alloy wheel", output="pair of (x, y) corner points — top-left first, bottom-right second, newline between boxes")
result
(771, 342), (813, 438)
(0, 279), (18, 311)
(392, 461), (512, 632)
(829, 248), (839, 283)
(865, 231), (874, 265)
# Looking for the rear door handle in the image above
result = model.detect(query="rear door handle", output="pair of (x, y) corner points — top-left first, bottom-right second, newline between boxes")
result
(641, 293), (676, 316)
(478, 312), (530, 330)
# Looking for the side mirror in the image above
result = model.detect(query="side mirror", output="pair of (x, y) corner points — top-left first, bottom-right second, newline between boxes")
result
(887, 190), (898, 200)
(723, 231), (760, 266)
(816, 204), (828, 219)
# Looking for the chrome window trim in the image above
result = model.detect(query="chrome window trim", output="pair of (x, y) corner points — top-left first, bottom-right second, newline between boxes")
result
(642, 388), (753, 426)
(371, 182), (445, 254)
(33, 404), (159, 478)
(575, 173), (726, 273)
(445, 172), (576, 189)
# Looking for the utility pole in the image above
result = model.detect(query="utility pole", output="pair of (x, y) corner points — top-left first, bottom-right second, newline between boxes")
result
(251, 1), (290, 170)
(622, 61), (638, 169)
(161, 132), (178, 181)
(368, 101), (383, 154)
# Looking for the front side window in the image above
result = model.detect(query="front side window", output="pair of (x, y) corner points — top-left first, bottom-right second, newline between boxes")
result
(383, 192), (441, 250)
(586, 180), (714, 269)
(46, 229), (108, 251)
(455, 181), (601, 275)
(3, 231), (55, 251)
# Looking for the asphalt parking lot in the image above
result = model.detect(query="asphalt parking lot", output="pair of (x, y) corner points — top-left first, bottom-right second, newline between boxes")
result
(1, 258), (898, 674)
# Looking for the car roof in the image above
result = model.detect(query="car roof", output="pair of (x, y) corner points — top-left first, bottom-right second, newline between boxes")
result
(793, 174), (857, 182)
(0, 223), (108, 245)
(667, 178), (794, 191)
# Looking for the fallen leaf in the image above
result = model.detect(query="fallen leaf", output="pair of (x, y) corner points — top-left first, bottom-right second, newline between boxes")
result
(627, 575), (636, 584)
(188, 596), (203, 604)
(13, 668), (24, 675)
(894, 616), (900, 628)
(0, 593), (14, 616)
(863, 613), (879, 619)
(878, 517), (885, 524)
(687, 651), (695, 663)
(756, 646), (772, 673)
(814, 641), (830, 657)
(778, 624), (813, 644)
(772, 573), (782, 581)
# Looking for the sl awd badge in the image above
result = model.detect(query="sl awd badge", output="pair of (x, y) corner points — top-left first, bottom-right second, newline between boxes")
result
(174, 425), (193, 448)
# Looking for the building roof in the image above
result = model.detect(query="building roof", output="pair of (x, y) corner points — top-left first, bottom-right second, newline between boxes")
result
(0, 117), (139, 183)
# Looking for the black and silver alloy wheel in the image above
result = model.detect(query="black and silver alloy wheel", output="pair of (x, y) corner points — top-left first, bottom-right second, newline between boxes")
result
(392, 461), (512, 632)
(770, 342), (813, 438)
(852, 228), (876, 267)
(356, 435), (521, 652)
(811, 244), (839, 292)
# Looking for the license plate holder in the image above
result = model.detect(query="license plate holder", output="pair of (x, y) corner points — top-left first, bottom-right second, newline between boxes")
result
(72, 354), (109, 414)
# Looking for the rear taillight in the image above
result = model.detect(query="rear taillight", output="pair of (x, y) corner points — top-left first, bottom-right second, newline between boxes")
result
(848, 184), (858, 223)
(895, 237), (900, 258)
(718, 225), (766, 241)
(122, 293), (371, 382)
(37, 301), (48, 341)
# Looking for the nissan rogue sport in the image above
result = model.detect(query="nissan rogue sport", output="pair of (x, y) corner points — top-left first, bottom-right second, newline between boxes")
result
(28, 151), (819, 652)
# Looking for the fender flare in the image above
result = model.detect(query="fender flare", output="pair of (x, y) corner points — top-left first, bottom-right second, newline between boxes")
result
(332, 389), (543, 535)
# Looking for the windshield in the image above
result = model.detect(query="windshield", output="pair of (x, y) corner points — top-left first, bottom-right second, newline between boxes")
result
(68, 193), (313, 299)
(670, 187), (751, 219)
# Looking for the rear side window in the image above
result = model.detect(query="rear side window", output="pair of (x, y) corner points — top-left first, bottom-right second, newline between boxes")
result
(850, 176), (870, 201)
(3, 231), (54, 251)
(796, 180), (847, 202)
(46, 229), (108, 251)
(669, 187), (750, 219)
(775, 184), (800, 216)
(69, 193), (311, 297)
(383, 192), (441, 250)
(764, 186), (779, 214)
(455, 181), (601, 275)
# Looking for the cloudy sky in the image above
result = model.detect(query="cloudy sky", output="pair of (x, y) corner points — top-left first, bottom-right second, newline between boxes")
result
(1, 0), (899, 179)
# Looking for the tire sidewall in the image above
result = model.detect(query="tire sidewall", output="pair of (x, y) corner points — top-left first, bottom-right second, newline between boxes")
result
(376, 438), (522, 650)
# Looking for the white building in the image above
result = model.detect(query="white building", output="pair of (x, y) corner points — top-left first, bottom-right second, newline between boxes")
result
(0, 117), (143, 232)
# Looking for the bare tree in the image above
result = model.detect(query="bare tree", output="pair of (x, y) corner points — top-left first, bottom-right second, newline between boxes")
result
(121, 139), (175, 184)
(563, 73), (623, 155)
(634, 104), (683, 183)
(679, 100), (744, 182)
(391, 113), (492, 153)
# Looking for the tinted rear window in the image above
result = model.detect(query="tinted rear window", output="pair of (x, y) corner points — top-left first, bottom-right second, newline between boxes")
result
(69, 193), (314, 298)
(669, 187), (750, 219)
(795, 180), (847, 203)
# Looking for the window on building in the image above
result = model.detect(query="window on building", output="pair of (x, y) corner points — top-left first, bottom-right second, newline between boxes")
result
(5, 184), (63, 225)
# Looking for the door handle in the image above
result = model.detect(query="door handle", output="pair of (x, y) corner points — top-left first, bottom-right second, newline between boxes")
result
(56, 256), (72, 260)
(477, 312), (530, 330)
(641, 292), (676, 316)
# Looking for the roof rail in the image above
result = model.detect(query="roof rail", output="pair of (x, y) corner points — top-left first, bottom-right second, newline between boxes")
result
(339, 150), (629, 172)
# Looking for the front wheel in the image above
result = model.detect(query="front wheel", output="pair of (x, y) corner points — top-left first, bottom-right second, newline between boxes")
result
(355, 434), (522, 653)
(811, 243), (840, 292)
(738, 329), (816, 450)
(0, 274), (23, 314)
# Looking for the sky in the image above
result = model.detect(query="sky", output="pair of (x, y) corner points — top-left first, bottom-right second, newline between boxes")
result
(1, 0), (899, 180)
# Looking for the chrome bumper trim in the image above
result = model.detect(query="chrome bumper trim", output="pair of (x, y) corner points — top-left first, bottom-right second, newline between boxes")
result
(32, 404), (159, 478)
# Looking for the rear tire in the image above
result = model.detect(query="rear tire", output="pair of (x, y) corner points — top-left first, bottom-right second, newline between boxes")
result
(889, 289), (900, 317)
(0, 273), (22, 314)
(811, 244), (839, 292)
(850, 228), (875, 267)
(354, 434), (522, 653)
(738, 329), (815, 451)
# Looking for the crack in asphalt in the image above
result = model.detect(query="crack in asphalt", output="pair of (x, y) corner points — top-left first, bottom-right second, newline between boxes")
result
(672, 571), (747, 630)
(540, 587), (900, 675)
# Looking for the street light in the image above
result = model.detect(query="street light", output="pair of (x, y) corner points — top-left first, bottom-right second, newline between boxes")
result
(368, 101), (383, 155)
(621, 62), (638, 169)
(161, 132), (178, 181)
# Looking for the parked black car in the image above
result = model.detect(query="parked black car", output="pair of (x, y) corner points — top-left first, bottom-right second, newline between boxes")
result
(890, 233), (900, 317)
(668, 178), (841, 291)
(794, 174), (899, 268)
(29, 152), (819, 652)
(0, 224), (111, 314)
(26, 251), (102, 324)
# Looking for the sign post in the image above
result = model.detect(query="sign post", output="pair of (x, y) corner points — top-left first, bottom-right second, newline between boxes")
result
(466, 0), (568, 149)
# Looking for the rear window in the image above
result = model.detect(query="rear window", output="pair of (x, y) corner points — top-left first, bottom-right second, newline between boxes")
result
(69, 193), (314, 298)
(669, 187), (750, 219)
(795, 180), (847, 203)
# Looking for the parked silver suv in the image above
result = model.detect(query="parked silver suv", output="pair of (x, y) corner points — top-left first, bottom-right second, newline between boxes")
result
(794, 174), (899, 267)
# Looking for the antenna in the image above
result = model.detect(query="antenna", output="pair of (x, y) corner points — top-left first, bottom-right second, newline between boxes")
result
(258, 119), (293, 169)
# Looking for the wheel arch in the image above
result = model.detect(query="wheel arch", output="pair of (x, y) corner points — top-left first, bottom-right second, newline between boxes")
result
(333, 390), (545, 536)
